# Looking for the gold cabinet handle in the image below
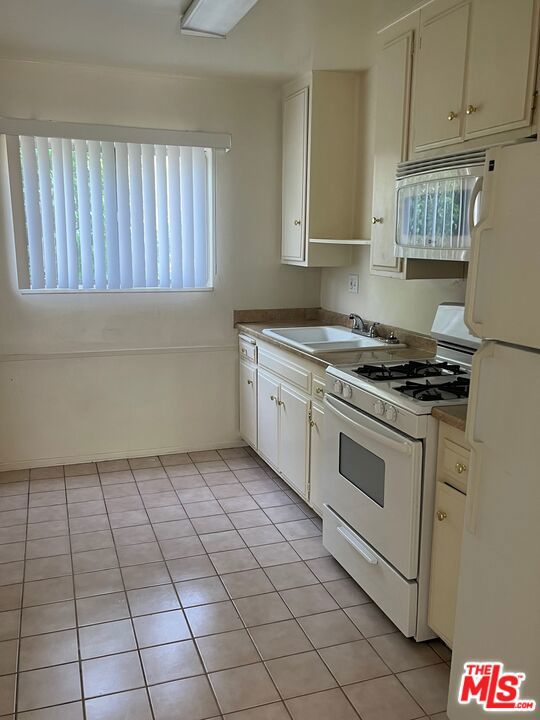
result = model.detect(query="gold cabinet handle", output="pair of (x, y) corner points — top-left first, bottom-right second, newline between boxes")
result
(240, 348), (247, 355)
(270, 395), (277, 402)
(309, 419), (317, 428)
(436, 510), (447, 521)
(372, 216), (383, 224)
(455, 462), (467, 474)
(315, 387), (324, 396)
(247, 379), (253, 385)
(278, 400), (284, 406)
(447, 111), (458, 121)
(294, 219), (301, 226)
(466, 104), (478, 115)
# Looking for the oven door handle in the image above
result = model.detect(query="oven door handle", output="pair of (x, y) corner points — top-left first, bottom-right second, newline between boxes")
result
(324, 396), (413, 456)
(337, 524), (378, 565)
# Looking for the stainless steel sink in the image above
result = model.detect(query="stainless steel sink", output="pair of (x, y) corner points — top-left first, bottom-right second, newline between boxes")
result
(261, 326), (403, 354)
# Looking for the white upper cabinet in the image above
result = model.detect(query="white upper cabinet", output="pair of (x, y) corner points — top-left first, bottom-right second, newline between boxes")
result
(281, 71), (363, 268)
(465, 0), (539, 139)
(413, 0), (470, 151)
(371, 20), (415, 275)
(370, 11), (465, 279)
(412, 0), (539, 153)
(282, 88), (308, 262)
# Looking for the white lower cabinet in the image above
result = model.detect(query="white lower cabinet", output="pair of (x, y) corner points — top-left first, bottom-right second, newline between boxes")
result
(240, 338), (326, 512)
(257, 369), (309, 501)
(308, 402), (325, 514)
(279, 382), (310, 499)
(428, 481), (466, 647)
(239, 360), (257, 450)
(428, 423), (469, 647)
(257, 369), (280, 468)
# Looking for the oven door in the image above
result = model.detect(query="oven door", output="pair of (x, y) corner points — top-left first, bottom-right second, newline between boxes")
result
(323, 394), (423, 579)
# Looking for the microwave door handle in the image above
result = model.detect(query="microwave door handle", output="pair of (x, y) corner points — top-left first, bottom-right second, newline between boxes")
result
(337, 524), (378, 565)
(324, 396), (412, 456)
(468, 176), (483, 232)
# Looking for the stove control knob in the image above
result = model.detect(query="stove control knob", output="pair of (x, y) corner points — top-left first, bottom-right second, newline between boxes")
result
(342, 384), (353, 400)
(385, 404), (398, 422)
(333, 380), (343, 395)
(373, 399), (385, 416)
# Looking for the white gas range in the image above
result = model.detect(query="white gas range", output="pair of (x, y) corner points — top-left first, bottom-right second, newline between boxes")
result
(321, 304), (480, 641)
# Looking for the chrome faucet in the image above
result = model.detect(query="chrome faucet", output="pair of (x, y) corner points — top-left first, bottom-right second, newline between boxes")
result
(349, 314), (381, 339)
(349, 313), (368, 333)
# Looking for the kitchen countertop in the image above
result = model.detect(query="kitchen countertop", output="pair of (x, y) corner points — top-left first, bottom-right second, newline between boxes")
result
(432, 405), (467, 432)
(237, 322), (469, 430)
(236, 321), (434, 369)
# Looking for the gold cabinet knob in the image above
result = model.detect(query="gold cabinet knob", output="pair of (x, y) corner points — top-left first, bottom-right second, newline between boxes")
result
(315, 387), (324, 396)
(309, 419), (317, 428)
(241, 348), (247, 355)
(447, 111), (458, 121)
(278, 400), (284, 406)
(466, 104), (478, 115)
(247, 379), (253, 385)
(455, 462), (467, 474)
(270, 395), (276, 402)
(294, 219), (301, 226)
(436, 510), (447, 521)
(372, 217), (383, 224)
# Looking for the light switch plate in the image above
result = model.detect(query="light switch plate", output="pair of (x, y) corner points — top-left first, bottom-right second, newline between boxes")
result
(348, 274), (359, 293)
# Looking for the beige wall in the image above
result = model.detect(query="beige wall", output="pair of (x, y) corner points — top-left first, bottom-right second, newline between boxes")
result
(321, 67), (466, 336)
(0, 59), (320, 468)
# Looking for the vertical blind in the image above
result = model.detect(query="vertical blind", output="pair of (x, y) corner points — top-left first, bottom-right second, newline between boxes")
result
(17, 136), (213, 290)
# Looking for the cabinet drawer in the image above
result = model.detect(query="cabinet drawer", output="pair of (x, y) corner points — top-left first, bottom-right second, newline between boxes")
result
(323, 504), (417, 637)
(440, 438), (470, 493)
(239, 337), (257, 364)
(258, 348), (310, 392)
(312, 376), (326, 401)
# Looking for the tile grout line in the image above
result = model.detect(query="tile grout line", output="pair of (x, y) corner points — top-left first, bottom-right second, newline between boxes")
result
(12, 472), (31, 718)
(97, 461), (158, 720)
(65, 467), (90, 720)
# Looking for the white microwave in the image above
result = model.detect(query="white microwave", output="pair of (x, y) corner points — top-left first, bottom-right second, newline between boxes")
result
(394, 149), (485, 261)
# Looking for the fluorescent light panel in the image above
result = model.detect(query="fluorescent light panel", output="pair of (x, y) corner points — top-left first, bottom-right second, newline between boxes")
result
(181, 0), (259, 38)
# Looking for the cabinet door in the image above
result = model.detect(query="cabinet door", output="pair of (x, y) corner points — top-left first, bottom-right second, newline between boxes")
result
(465, 0), (539, 139)
(281, 87), (308, 262)
(428, 481), (466, 647)
(257, 370), (279, 469)
(413, 0), (470, 151)
(308, 402), (325, 514)
(239, 361), (257, 450)
(371, 26), (414, 275)
(279, 382), (309, 500)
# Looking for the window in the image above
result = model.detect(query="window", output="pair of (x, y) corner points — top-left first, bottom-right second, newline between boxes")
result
(9, 132), (216, 291)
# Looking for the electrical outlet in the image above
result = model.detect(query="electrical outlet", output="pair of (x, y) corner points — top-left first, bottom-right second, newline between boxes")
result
(348, 274), (359, 293)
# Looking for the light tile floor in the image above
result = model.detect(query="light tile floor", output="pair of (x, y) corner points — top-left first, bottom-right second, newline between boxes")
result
(0, 447), (451, 720)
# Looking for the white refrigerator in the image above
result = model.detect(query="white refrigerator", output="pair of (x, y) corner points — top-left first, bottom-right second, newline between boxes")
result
(448, 140), (540, 718)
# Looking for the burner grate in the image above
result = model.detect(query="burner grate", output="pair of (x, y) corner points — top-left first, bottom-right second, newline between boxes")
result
(394, 377), (470, 402)
(354, 360), (463, 382)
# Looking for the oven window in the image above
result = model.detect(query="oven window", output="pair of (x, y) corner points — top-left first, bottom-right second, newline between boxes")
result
(339, 433), (385, 507)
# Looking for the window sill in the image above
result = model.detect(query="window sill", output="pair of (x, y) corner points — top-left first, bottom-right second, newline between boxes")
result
(19, 287), (215, 295)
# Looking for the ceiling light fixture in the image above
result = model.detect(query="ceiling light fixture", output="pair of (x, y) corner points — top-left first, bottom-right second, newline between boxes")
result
(180, 0), (259, 38)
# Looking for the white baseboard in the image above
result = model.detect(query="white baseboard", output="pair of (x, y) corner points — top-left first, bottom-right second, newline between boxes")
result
(0, 438), (248, 472)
